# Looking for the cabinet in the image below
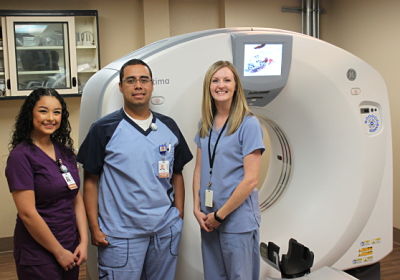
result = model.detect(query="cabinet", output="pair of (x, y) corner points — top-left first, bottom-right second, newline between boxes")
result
(0, 18), (8, 96)
(0, 10), (99, 97)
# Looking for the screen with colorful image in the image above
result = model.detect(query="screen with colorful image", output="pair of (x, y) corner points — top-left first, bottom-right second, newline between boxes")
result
(243, 43), (283, 76)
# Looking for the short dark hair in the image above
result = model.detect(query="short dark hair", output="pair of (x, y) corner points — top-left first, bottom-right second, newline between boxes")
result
(10, 88), (74, 152)
(119, 58), (153, 83)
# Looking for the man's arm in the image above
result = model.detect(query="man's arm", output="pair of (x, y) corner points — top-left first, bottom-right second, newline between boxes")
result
(172, 173), (185, 218)
(83, 171), (108, 246)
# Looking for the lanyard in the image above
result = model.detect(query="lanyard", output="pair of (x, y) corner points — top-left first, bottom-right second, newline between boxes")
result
(207, 119), (229, 184)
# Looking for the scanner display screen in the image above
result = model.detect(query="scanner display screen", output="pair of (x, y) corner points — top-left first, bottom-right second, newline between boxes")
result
(243, 43), (283, 77)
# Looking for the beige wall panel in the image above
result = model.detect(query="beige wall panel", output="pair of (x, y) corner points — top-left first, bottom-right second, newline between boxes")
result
(0, 100), (22, 237)
(169, 0), (220, 36)
(320, 0), (400, 229)
(223, 0), (301, 32)
(143, 0), (170, 44)
(95, 0), (144, 66)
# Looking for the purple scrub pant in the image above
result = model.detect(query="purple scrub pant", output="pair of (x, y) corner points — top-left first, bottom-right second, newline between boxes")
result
(16, 262), (79, 280)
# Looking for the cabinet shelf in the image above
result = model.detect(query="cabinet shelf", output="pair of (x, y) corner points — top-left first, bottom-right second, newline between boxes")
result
(77, 45), (96, 49)
(78, 69), (97, 73)
(18, 70), (64, 75)
(16, 46), (64, 50)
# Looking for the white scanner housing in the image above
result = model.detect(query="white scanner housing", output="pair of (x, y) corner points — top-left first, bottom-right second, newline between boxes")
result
(79, 28), (393, 279)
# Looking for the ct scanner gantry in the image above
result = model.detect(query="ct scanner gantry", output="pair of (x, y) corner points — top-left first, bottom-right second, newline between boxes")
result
(79, 27), (392, 280)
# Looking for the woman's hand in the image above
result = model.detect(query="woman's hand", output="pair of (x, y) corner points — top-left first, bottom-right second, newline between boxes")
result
(54, 248), (78, 271)
(194, 209), (213, 232)
(205, 212), (221, 231)
(74, 242), (88, 266)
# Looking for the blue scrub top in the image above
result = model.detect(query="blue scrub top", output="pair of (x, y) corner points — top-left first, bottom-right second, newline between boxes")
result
(77, 109), (193, 238)
(195, 115), (265, 233)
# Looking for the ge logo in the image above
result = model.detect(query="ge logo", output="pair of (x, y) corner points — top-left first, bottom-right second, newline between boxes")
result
(347, 69), (357, 81)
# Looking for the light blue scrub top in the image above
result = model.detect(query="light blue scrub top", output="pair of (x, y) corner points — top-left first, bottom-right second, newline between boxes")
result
(78, 109), (192, 238)
(195, 115), (265, 233)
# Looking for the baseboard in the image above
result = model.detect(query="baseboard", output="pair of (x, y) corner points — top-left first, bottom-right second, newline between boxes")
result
(394, 227), (400, 245)
(0, 236), (13, 252)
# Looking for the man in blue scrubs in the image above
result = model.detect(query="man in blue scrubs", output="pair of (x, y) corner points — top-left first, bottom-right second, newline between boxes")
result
(77, 59), (193, 280)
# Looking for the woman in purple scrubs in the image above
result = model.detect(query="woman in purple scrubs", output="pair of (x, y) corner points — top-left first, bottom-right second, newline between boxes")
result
(5, 88), (87, 280)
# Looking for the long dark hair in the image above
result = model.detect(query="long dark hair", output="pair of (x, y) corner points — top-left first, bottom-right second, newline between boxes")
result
(9, 88), (74, 152)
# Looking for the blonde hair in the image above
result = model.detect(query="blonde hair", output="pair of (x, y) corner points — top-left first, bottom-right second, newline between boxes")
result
(199, 60), (252, 138)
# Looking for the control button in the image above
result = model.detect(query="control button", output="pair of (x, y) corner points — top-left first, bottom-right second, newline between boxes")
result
(151, 96), (165, 105)
(351, 88), (361, 95)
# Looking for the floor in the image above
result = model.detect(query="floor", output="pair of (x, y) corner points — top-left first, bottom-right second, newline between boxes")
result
(0, 243), (398, 279)
(0, 252), (86, 280)
(380, 242), (400, 280)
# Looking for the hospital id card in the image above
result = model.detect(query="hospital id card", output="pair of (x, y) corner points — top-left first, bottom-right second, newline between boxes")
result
(158, 160), (170, 178)
(62, 172), (78, 190)
(205, 189), (213, 207)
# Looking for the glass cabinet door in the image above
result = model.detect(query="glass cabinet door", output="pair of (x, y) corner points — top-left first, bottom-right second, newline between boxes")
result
(0, 49), (4, 96)
(6, 16), (77, 96)
(0, 17), (8, 97)
(75, 15), (99, 94)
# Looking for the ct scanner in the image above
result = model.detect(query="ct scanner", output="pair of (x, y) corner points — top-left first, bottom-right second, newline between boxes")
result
(78, 28), (393, 279)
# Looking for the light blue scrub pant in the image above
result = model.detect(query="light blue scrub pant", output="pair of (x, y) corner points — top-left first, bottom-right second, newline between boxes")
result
(97, 219), (183, 280)
(201, 229), (260, 280)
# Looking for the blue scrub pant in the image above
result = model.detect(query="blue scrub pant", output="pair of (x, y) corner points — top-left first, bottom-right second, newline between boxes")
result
(97, 218), (183, 280)
(201, 229), (260, 280)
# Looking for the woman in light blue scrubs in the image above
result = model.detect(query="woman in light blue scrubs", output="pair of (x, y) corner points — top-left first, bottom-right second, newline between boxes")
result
(193, 60), (265, 280)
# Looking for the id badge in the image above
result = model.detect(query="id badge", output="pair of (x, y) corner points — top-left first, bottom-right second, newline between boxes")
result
(62, 172), (78, 190)
(158, 160), (170, 178)
(205, 189), (213, 207)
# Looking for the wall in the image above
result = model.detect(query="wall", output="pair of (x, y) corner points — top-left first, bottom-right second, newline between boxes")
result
(223, 0), (301, 31)
(169, 0), (222, 36)
(0, 0), (398, 240)
(0, 99), (23, 237)
(320, 0), (400, 229)
(0, 0), (301, 239)
(0, 0), (145, 238)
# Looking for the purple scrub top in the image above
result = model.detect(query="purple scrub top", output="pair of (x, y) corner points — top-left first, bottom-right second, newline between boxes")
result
(5, 142), (80, 265)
